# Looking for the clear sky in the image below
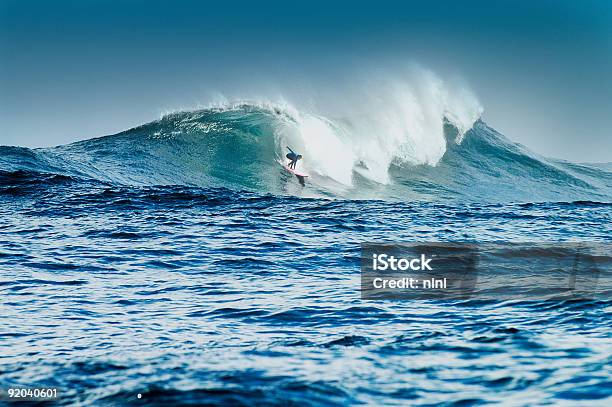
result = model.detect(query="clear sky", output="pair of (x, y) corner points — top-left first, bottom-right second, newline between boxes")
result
(1, 0), (610, 162)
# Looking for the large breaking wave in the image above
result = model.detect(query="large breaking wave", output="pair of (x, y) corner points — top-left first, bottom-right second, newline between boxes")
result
(1, 71), (610, 202)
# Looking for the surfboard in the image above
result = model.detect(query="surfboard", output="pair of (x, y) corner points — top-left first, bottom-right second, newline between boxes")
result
(283, 165), (308, 185)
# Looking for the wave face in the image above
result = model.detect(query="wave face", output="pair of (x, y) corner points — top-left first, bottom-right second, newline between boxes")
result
(1, 100), (610, 203)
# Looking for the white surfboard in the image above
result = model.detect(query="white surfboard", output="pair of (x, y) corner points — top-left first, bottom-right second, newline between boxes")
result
(283, 164), (308, 185)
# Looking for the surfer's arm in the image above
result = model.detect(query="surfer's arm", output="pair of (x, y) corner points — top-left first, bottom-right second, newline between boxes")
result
(286, 147), (295, 154)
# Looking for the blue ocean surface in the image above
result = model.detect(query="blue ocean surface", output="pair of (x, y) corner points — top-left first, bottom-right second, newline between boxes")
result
(1, 104), (611, 405)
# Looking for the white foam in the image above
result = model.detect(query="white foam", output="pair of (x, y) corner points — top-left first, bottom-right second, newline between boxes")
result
(279, 68), (482, 185)
(202, 67), (483, 187)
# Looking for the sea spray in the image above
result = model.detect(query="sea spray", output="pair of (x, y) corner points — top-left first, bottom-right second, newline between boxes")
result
(267, 68), (483, 185)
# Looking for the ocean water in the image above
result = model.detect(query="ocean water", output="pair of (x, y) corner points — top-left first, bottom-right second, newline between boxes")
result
(1, 102), (611, 405)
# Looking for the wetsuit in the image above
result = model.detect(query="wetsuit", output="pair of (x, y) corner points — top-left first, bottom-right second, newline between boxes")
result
(286, 147), (301, 169)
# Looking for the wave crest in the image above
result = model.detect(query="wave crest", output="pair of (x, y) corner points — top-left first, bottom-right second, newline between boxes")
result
(1, 69), (610, 202)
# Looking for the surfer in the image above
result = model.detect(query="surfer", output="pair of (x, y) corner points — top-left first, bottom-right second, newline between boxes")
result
(286, 147), (302, 170)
